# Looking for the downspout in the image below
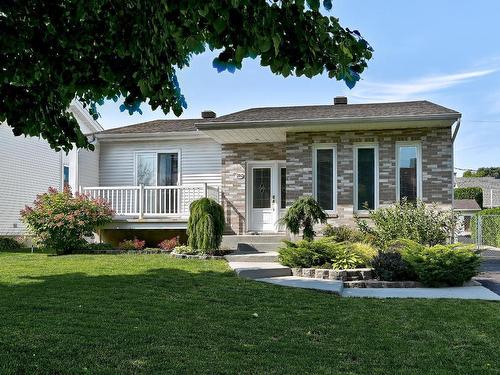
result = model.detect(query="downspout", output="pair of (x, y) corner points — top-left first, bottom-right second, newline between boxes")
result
(451, 118), (461, 243)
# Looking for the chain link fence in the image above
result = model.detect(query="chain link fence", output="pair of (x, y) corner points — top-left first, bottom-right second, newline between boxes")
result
(471, 215), (500, 249)
(483, 189), (500, 208)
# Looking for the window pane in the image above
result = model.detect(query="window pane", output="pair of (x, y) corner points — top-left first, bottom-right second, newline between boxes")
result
(399, 146), (418, 202)
(137, 154), (156, 186)
(63, 166), (70, 188)
(158, 153), (178, 186)
(280, 168), (286, 209)
(357, 148), (375, 210)
(253, 168), (271, 209)
(317, 149), (333, 210)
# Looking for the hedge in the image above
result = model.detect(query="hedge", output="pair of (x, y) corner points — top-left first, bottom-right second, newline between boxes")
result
(471, 207), (500, 247)
(454, 187), (483, 208)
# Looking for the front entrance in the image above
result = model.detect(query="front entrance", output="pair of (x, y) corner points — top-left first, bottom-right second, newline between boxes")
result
(247, 161), (286, 233)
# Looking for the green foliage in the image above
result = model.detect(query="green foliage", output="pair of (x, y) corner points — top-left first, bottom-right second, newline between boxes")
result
(20, 188), (113, 255)
(0, 237), (22, 251)
(454, 187), (483, 208)
(278, 238), (373, 269)
(371, 252), (415, 281)
(357, 199), (456, 247)
(1, 1), (372, 151)
(187, 198), (225, 253)
(322, 224), (368, 243)
(83, 242), (114, 251)
(173, 245), (197, 255)
(471, 207), (500, 247)
(279, 196), (327, 240)
(118, 238), (145, 251)
(384, 239), (424, 255)
(402, 243), (480, 287)
(463, 167), (500, 178)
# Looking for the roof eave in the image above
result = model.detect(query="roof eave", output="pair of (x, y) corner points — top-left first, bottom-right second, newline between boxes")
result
(95, 130), (207, 141)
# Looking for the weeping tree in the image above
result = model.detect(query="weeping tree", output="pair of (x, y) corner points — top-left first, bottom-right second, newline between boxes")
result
(187, 198), (225, 253)
(1, 0), (372, 152)
(279, 196), (326, 241)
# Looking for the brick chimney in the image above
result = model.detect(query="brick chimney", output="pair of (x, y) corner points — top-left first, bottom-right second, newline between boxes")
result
(334, 96), (348, 105)
(201, 110), (216, 119)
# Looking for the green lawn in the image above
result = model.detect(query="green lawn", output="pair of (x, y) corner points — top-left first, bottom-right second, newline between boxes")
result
(0, 252), (499, 375)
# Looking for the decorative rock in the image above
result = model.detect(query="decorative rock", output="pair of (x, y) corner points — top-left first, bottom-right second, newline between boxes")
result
(302, 268), (316, 278)
(291, 268), (302, 277)
(314, 269), (329, 279)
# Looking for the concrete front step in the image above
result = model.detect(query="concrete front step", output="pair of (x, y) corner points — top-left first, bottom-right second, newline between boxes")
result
(228, 261), (292, 279)
(222, 235), (287, 250)
(225, 251), (279, 263)
(235, 243), (282, 253)
(255, 276), (343, 295)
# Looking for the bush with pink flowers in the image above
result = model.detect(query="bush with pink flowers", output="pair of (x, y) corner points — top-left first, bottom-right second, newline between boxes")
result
(118, 238), (146, 251)
(20, 188), (113, 254)
(158, 237), (178, 252)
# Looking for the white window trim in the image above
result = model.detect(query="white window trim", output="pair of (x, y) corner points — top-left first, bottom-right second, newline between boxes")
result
(396, 141), (422, 201)
(134, 149), (182, 186)
(312, 143), (337, 213)
(353, 143), (379, 213)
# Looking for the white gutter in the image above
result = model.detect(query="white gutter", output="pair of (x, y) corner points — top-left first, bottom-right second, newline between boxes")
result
(95, 130), (209, 141)
(452, 118), (461, 143)
(195, 113), (461, 130)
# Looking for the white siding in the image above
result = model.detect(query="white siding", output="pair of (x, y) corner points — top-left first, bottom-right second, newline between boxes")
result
(98, 138), (222, 187)
(0, 124), (63, 235)
(78, 144), (100, 188)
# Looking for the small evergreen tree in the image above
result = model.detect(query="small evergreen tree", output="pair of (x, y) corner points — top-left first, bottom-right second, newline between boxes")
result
(187, 198), (225, 253)
(279, 196), (327, 241)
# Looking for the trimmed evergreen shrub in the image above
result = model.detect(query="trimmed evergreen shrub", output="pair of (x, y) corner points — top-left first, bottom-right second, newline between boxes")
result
(384, 238), (424, 255)
(371, 252), (415, 281)
(279, 196), (326, 241)
(402, 243), (480, 287)
(454, 187), (483, 208)
(0, 237), (22, 251)
(322, 224), (367, 243)
(347, 242), (377, 265)
(187, 198), (224, 253)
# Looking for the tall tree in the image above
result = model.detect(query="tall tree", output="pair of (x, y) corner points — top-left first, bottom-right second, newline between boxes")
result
(0, 0), (373, 151)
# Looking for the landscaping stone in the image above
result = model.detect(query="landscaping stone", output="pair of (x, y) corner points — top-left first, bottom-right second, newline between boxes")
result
(292, 267), (374, 281)
(315, 269), (329, 279)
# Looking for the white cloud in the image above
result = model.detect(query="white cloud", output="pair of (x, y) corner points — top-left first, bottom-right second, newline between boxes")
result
(349, 68), (498, 102)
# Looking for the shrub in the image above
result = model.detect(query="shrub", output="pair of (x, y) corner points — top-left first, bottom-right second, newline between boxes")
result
(0, 237), (22, 251)
(454, 187), (483, 208)
(118, 238), (145, 251)
(20, 188), (113, 255)
(279, 196), (326, 241)
(402, 243), (480, 287)
(371, 252), (415, 281)
(187, 198), (224, 253)
(278, 238), (368, 269)
(384, 238), (424, 255)
(158, 237), (178, 251)
(322, 224), (367, 243)
(357, 199), (456, 247)
(347, 242), (377, 266)
(84, 242), (114, 251)
(471, 207), (500, 247)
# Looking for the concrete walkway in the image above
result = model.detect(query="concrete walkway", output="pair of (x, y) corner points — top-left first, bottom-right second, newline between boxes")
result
(255, 276), (343, 294)
(342, 286), (500, 300)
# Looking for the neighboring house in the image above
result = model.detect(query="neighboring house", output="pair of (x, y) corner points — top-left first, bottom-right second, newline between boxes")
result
(83, 98), (460, 242)
(0, 101), (103, 237)
(455, 177), (500, 208)
(453, 199), (481, 240)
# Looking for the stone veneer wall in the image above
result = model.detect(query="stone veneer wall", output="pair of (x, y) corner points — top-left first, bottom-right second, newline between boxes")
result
(286, 127), (453, 226)
(221, 143), (286, 234)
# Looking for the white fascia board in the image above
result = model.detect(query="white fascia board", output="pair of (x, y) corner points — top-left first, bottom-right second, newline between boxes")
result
(95, 131), (209, 142)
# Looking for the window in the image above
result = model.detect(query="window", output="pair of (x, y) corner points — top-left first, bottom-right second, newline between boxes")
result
(135, 151), (179, 186)
(63, 165), (70, 189)
(252, 168), (271, 209)
(354, 145), (378, 211)
(397, 143), (421, 202)
(313, 145), (336, 211)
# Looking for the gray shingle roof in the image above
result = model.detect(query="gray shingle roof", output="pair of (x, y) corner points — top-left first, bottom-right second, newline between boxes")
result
(199, 100), (460, 125)
(456, 177), (500, 190)
(453, 199), (481, 211)
(98, 100), (460, 134)
(98, 118), (208, 134)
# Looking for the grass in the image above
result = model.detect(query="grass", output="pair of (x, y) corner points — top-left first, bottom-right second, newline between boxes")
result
(0, 251), (499, 375)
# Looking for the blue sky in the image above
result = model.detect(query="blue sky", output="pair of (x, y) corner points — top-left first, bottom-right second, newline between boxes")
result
(97, 0), (500, 174)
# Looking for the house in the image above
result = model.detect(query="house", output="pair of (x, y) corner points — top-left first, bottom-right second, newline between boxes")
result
(81, 98), (460, 244)
(0, 101), (103, 237)
(453, 199), (481, 242)
(455, 177), (500, 208)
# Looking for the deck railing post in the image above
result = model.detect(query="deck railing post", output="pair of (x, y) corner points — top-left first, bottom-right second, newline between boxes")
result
(138, 184), (144, 219)
(203, 183), (208, 198)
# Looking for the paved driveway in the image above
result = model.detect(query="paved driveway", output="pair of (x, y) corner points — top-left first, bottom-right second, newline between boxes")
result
(475, 248), (500, 295)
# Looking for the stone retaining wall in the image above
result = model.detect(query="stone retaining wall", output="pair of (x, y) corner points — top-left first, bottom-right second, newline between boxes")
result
(291, 267), (373, 281)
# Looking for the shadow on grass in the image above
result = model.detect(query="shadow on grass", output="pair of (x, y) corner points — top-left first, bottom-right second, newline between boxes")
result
(0, 259), (499, 375)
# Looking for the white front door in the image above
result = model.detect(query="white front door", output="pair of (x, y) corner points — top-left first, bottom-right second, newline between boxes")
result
(248, 162), (286, 233)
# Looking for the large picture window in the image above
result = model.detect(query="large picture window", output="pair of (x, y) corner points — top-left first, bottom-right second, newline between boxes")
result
(313, 145), (336, 212)
(397, 143), (421, 202)
(135, 151), (179, 186)
(354, 145), (378, 211)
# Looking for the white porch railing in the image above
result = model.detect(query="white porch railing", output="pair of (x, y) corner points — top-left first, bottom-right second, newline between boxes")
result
(82, 184), (220, 219)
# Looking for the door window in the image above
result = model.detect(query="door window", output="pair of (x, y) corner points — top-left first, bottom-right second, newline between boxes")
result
(253, 168), (271, 209)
